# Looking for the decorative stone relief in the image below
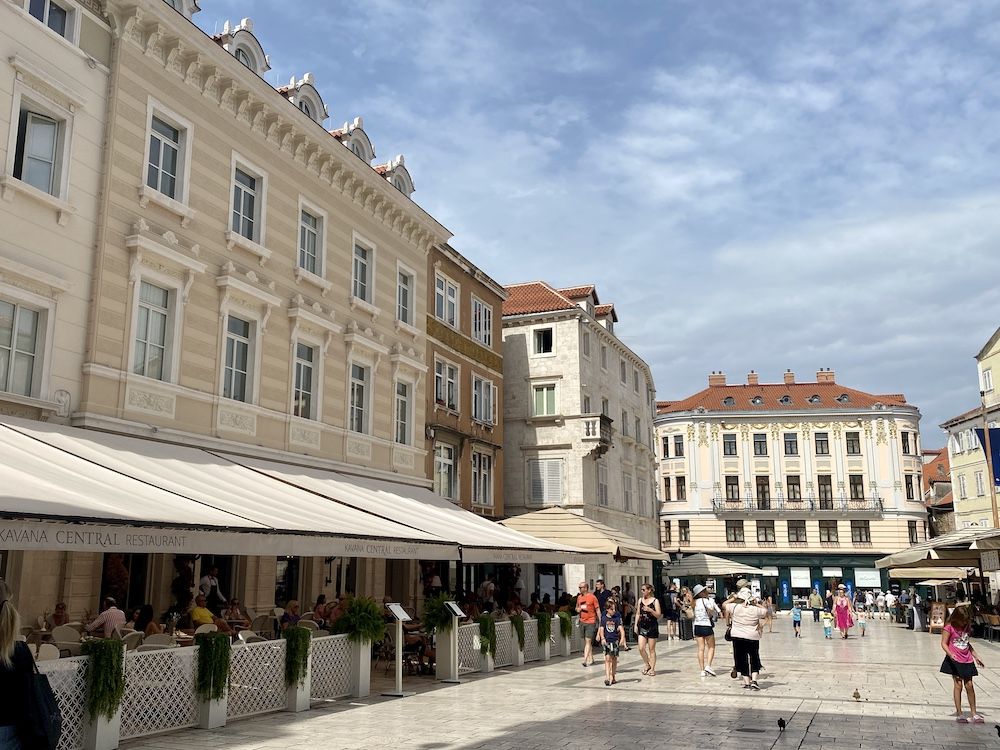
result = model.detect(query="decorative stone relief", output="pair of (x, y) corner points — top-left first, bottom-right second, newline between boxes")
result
(876, 420), (887, 445)
(346, 437), (372, 460)
(697, 423), (708, 447)
(888, 420), (898, 438)
(218, 409), (255, 435)
(799, 422), (811, 437)
(832, 422), (842, 439)
(392, 448), (414, 469)
(289, 424), (321, 448)
(126, 387), (175, 417)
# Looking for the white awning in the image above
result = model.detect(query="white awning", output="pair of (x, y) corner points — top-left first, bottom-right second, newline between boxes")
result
(0, 418), (456, 560)
(224, 454), (591, 563)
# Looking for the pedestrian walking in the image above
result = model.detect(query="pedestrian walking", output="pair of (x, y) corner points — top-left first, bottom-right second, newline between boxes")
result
(575, 581), (600, 667)
(723, 588), (769, 690)
(857, 606), (867, 637)
(876, 591), (886, 619)
(940, 605), (985, 723)
(764, 596), (775, 633)
(598, 598), (625, 686)
(821, 608), (834, 638)
(662, 582), (679, 640)
(833, 584), (855, 639)
(0, 578), (39, 750)
(791, 602), (802, 637)
(635, 583), (660, 676)
(692, 584), (720, 676)
(808, 590), (823, 623)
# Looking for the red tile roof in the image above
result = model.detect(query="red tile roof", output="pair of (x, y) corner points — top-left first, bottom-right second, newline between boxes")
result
(922, 447), (951, 494)
(926, 489), (953, 509)
(594, 303), (615, 316)
(558, 285), (596, 301)
(657, 381), (910, 414)
(502, 282), (579, 316)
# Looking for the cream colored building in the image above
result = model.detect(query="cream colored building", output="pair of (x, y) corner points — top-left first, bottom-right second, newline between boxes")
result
(501, 282), (659, 595)
(656, 369), (926, 601)
(3, 0), (455, 621)
(942, 327), (1000, 530)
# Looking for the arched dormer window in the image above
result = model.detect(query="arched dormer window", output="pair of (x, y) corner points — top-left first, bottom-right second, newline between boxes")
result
(299, 101), (312, 118)
(217, 19), (270, 77)
(836, 394), (850, 404)
(808, 394), (821, 404)
(779, 395), (791, 405)
(235, 48), (253, 69)
(163, 0), (200, 19)
(337, 117), (374, 163)
(723, 397), (735, 406)
(279, 74), (327, 125)
(751, 396), (764, 405)
(379, 155), (415, 197)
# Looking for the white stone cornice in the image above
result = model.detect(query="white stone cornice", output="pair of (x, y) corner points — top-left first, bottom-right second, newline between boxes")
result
(126, 229), (207, 294)
(288, 301), (342, 337)
(0, 256), (72, 295)
(8, 54), (87, 109)
(216, 273), (282, 331)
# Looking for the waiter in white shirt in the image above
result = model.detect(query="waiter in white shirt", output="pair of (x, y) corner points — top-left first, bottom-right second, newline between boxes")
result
(199, 565), (227, 615)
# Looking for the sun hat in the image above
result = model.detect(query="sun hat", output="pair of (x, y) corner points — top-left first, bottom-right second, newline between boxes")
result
(837, 583), (846, 590)
(692, 584), (707, 597)
(736, 588), (752, 603)
(736, 578), (750, 588)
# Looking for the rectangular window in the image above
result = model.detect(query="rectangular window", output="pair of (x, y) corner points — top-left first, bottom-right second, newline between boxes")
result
(674, 435), (684, 457)
(471, 451), (493, 507)
(663, 520), (672, 545)
(533, 327), (553, 354)
(394, 380), (410, 444)
(621, 410), (629, 437)
(582, 395), (591, 413)
(133, 281), (169, 381)
(726, 520), (745, 543)
(528, 458), (562, 505)
(634, 416), (641, 442)
(851, 520), (871, 543)
(434, 444), (456, 500)
(757, 520), (775, 543)
(676, 476), (687, 502)
(14, 109), (61, 196)
(756, 476), (770, 509)
(623, 472), (633, 511)
(661, 437), (670, 458)
(292, 342), (315, 419)
(581, 330), (590, 357)
(472, 376), (495, 424)
(725, 475), (740, 501)
(723, 433), (737, 456)
(298, 209), (320, 275)
(817, 475), (834, 509)
(815, 432), (830, 455)
(908, 520), (918, 544)
(633, 368), (640, 393)
(533, 384), (556, 416)
(434, 275), (458, 326)
(819, 520), (838, 543)
(147, 116), (180, 200)
(846, 431), (861, 455)
(638, 478), (649, 516)
(984, 368), (994, 393)
(976, 471), (985, 496)
(600, 345), (608, 370)
(222, 315), (251, 402)
(787, 520), (807, 543)
(849, 474), (864, 500)
(959, 475), (968, 500)
(396, 270), (413, 325)
(349, 363), (369, 433)
(663, 477), (671, 502)
(434, 361), (458, 410)
(783, 433), (798, 456)
(601, 397), (609, 417)
(353, 244), (372, 302)
(0, 300), (40, 397)
(679, 520), (690, 543)
(231, 168), (258, 240)
(753, 433), (767, 456)
(619, 359), (627, 384)
(786, 475), (801, 500)
(472, 297), (492, 347)
(598, 463), (608, 506)
(901, 431), (911, 455)
(28, 0), (72, 38)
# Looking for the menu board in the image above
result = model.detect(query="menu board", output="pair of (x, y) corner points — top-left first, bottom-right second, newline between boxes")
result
(929, 602), (946, 634)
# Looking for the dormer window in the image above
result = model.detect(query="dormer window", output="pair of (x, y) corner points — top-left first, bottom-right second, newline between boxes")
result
(837, 394), (850, 403)
(808, 395), (821, 404)
(281, 75), (326, 125)
(235, 48), (253, 69)
(299, 100), (312, 118)
(779, 395), (791, 405)
(751, 396), (764, 405)
(723, 397), (735, 406)
(218, 19), (270, 76)
(162, 0), (200, 19)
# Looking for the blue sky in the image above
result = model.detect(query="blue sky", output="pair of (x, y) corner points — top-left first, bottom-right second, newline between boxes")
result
(198, 1), (1000, 443)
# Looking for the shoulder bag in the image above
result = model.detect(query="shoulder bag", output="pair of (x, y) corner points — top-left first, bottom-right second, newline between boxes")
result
(724, 604), (736, 641)
(25, 648), (63, 750)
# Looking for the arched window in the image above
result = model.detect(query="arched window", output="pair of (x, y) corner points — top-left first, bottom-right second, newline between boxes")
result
(837, 394), (850, 403)
(235, 48), (253, 69)
(723, 397), (735, 406)
(393, 177), (405, 192)
(351, 142), (363, 158)
(751, 396), (764, 405)
(779, 395), (791, 405)
(808, 395), (821, 404)
(299, 100), (312, 118)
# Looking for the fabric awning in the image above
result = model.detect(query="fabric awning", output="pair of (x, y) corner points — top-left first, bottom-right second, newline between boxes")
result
(875, 526), (1000, 569)
(888, 567), (973, 581)
(497, 507), (664, 561)
(918, 580), (958, 586)
(0, 418), (456, 559)
(662, 553), (764, 578)
(223, 455), (590, 564)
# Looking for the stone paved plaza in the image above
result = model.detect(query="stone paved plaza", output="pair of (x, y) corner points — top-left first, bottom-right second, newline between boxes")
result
(124, 615), (1000, 749)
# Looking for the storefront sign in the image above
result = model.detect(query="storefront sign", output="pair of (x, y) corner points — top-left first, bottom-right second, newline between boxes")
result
(822, 567), (843, 577)
(982, 550), (1000, 572)
(761, 566), (779, 577)
(780, 579), (790, 604)
(790, 568), (811, 588)
(854, 569), (882, 587)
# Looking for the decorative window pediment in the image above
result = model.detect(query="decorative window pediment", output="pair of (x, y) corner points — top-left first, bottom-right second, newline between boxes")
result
(378, 154), (414, 197)
(126, 219), (206, 303)
(279, 74), (327, 125)
(216, 263), (281, 331)
(217, 19), (270, 76)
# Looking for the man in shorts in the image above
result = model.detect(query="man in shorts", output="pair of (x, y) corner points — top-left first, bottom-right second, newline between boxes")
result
(576, 581), (600, 667)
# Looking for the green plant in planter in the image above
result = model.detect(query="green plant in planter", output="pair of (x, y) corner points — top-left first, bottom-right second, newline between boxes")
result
(283, 626), (312, 688)
(511, 614), (525, 650)
(81, 638), (125, 721)
(477, 615), (497, 658)
(535, 612), (552, 644)
(557, 611), (573, 639)
(331, 595), (386, 644)
(194, 632), (232, 702)
(420, 592), (455, 633)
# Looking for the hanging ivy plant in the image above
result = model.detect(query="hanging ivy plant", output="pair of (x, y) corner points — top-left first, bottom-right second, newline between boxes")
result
(331, 596), (386, 644)
(81, 639), (125, 721)
(535, 612), (552, 644)
(477, 615), (497, 658)
(194, 632), (232, 702)
(557, 611), (573, 639)
(511, 614), (525, 650)
(283, 626), (312, 688)
(420, 593), (454, 633)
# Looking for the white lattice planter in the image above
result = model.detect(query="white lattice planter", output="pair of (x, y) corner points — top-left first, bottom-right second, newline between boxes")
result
(310, 634), (352, 701)
(493, 621), (514, 668)
(39, 657), (88, 750)
(523, 619), (540, 662)
(570, 616), (582, 654)
(119, 648), (198, 740)
(227, 639), (287, 719)
(457, 623), (482, 675)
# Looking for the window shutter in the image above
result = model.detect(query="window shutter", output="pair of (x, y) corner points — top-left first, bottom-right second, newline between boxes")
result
(490, 382), (498, 425)
(529, 460), (544, 504)
(545, 459), (562, 505)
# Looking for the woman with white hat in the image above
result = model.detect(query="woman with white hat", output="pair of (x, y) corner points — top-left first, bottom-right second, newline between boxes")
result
(722, 587), (769, 690)
(692, 584), (720, 676)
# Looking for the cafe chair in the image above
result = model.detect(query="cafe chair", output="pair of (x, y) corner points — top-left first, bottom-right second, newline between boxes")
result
(237, 630), (257, 643)
(194, 624), (218, 635)
(122, 631), (144, 651)
(300, 612), (315, 622)
(249, 615), (274, 638)
(51, 625), (80, 643)
(298, 619), (318, 630)
(64, 622), (84, 633)
(136, 644), (176, 652)
(35, 644), (60, 661)
(272, 607), (285, 620)
(313, 629), (329, 637)
(143, 633), (176, 646)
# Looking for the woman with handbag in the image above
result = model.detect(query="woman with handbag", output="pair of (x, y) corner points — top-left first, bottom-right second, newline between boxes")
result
(722, 588), (769, 690)
(634, 583), (661, 676)
(692, 584), (720, 676)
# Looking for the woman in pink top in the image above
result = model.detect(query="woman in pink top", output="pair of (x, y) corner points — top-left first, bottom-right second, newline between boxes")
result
(940, 606), (985, 723)
(832, 585), (854, 639)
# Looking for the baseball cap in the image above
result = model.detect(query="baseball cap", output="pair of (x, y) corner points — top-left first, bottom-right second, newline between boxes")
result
(596, 577), (604, 582)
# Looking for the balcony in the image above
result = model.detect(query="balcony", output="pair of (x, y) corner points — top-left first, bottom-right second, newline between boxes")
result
(711, 497), (883, 517)
(582, 414), (613, 456)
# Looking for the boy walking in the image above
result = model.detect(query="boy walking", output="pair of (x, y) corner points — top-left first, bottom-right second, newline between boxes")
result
(598, 599), (625, 686)
(858, 606), (868, 637)
(821, 608), (834, 639)
(791, 602), (802, 637)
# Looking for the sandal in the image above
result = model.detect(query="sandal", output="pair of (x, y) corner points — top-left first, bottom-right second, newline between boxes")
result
(604, 679), (610, 686)
(955, 716), (969, 723)
(971, 714), (985, 724)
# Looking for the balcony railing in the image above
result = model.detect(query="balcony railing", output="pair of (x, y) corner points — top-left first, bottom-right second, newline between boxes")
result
(582, 414), (613, 456)
(711, 497), (883, 515)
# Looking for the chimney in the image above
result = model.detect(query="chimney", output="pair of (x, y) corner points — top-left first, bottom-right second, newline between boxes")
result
(747, 370), (759, 386)
(784, 369), (795, 385)
(708, 371), (727, 387)
(816, 368), (836, 384)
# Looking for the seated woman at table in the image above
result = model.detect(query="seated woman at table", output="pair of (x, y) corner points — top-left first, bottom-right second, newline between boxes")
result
(135, 604), (164, 637)
(190, 595), (233, 634)
(280, 600), (302, 630)
(222, 599), (250, 627)
(124, 607), (141, 631)
(311, 595), (328, 627)
(46, 602), (70, 629)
